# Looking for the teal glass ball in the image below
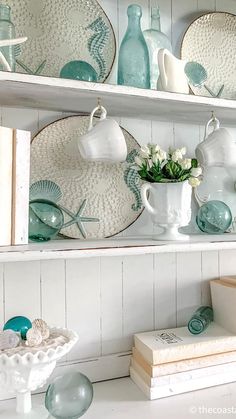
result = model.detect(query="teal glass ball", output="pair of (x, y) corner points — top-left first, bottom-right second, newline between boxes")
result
(196, 200), (232, 234)
(4, 316), (32, 340)
(45, 372), (93, 419)
(29, 199), (64, 242)
(60, 61), (98, 82)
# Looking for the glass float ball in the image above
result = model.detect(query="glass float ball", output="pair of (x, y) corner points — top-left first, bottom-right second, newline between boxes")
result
(29, 199), (64, 242)
(3, 316), (32, 340)
(45, 372), (93, 419)
(60, 61), (98, 82)
(196, 200), (232, 234)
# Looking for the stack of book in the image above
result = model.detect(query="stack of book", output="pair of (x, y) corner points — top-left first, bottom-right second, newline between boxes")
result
(131, 321), (236, 399)
(0, 126), (31, 246)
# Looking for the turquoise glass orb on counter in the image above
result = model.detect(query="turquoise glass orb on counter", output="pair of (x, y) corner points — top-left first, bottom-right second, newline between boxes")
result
(4, 316), (32, 339)
(196, 200), (232, 234)
(60, 60), (98, 82)
(29, 199), (64, 242)
(45, 372), (93, 419)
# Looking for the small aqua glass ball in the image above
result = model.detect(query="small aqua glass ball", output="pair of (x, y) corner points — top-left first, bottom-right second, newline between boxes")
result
(4, 316), (32, 340)
(196, 200), (232, 234)
(60, 61), (98, 82)
(29, 199), (64, 242)
(45, 372), (93, 419)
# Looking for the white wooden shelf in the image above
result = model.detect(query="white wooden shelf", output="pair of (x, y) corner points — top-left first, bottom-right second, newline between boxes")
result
(1, 377), (236, 418)
(1, 72), (236, 124)
(0, 234), (236, 262)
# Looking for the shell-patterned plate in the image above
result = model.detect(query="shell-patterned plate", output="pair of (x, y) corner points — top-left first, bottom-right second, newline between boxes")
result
(30, 116), (143, 239)
(3, 0), (116, 81)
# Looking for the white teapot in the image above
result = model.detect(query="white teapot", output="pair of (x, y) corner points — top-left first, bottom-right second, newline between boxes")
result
(157, 48), (189, 94)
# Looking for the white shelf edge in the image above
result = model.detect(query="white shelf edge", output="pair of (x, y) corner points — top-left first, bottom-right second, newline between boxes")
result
(0, 235), (235, 262)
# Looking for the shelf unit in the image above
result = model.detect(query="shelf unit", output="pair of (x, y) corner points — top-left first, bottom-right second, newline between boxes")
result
(1, 377), (236, 419)
(1, 71), (236, 124)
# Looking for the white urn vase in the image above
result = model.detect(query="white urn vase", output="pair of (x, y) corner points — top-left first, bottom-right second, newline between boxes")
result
(141, 180), (192, 240)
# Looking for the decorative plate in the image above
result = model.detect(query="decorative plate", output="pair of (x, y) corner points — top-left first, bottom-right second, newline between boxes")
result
(181, 12), (236, 99)
(3, 0), (116, 81)
(30, 116), (143, 239)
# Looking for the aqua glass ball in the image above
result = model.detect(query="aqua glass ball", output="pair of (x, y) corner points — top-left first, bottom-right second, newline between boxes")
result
(196, 200), (232, 234)
(45, 372), (93, 419)
(60, 61), (98, 82)
(4, 316), (32, 340)
(29, 199), (64, 242)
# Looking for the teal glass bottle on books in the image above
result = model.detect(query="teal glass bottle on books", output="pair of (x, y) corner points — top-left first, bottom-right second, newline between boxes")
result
(118, 4), (150, 89)
(0, 4), (16, 71)
(143, 6), (172, 89)
(188, 306), (213, 335)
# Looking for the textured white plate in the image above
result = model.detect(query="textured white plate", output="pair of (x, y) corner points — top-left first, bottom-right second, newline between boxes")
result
(30, 116), (143, 239)
(181, 12), (236, 99)
(3, 0), (116, 81)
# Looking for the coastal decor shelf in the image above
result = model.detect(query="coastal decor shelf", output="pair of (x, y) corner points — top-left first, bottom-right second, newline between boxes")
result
(1, 235), (236, 262)
(1, 72), (236, 124)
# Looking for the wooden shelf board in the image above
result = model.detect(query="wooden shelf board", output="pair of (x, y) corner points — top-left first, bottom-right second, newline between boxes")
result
(0, 72), (236, 124)
(1, 377), (236, 419)
(0, 235), (236, 262)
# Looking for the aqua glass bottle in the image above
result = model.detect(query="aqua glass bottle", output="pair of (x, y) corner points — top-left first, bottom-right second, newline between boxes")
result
(188, 306), (213, 335)
(0, 4), (16, 71)
(143, 6), (172, 89)
(118, 4), (150, 89)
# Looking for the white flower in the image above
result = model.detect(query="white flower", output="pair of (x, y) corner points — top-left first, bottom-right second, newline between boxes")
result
(152, 154), (159, 164)
(140, 146), (150, 159)
(180, 147), (187, 156)
(191, 167), (202, 177)
(152, 144), (161, 154)
(134, 156), (145, 167)
(152, 149), (167, 164)
(171, 149), (184, 162)
(188, 177), (201, 187)
(147, 159), (153, 169)
(158, 149), (167, 161)
(179, 158), (192, 170)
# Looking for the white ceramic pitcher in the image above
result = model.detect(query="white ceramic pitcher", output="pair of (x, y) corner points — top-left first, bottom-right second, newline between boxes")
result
(157, 49), (189, 94)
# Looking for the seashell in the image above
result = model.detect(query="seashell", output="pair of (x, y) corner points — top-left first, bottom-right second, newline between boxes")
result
(32, 319), (50, 340)
(29, 180), (62, 203)
(0, 330), (20, 350)
(26, 328), (43, 347)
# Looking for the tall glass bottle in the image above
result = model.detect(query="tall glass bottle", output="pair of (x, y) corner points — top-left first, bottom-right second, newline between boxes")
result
(0, 4), (16, 71)
(118, 4), (150, 89)
(143, 6), (172, 89)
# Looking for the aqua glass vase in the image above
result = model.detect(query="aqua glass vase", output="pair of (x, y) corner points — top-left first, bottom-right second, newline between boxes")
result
(118, 4), (150, 89)
(196, 200), (232, 234)
(143, 6), (172, 89)
(0, 4), (16, 71)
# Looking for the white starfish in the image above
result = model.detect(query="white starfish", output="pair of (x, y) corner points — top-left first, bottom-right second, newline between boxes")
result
(0, 36), (27, 71)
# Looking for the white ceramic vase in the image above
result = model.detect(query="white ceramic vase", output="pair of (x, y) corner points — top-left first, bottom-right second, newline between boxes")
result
(141, 180), (192, 240)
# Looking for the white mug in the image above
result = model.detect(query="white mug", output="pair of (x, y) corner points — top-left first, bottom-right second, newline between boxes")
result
(78, 105), (127, 163)
(196, 120), (236, 168)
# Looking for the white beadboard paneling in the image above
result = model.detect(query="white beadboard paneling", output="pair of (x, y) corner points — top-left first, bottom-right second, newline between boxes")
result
(215, 0), (236, 13)
(151, 120), (174, 149)
(40, 259), (66, 327)
(0, 264), (4, 326)
(176, 252), (202, 326)
(197, 0), (216, 12)
(201, 251), (219, 306)
(101, 256), (123, 355)
(1, 107), (38, 136)
(219, 250), (236, 276)
(173, 123), (200, 157)
(66, 258), (101, 361)
(4, 261), (41, 320)
(123, 254), (154, 349)
(172, 0), (198, 55)
(154, 253), (177, 329)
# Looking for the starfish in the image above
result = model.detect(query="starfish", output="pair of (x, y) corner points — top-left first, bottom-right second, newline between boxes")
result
(59, 199), (100, 239)
(0, 37), (27, 71)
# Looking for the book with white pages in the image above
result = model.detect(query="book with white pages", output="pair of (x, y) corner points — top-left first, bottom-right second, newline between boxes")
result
(210, 279), (236, 335)
(134, 323), (236, 364)
(0, 127), (13, 246)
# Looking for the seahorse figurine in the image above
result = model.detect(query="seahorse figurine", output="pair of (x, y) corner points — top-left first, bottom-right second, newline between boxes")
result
(124, 150), (143, 212)
(87, 17), (109, 80)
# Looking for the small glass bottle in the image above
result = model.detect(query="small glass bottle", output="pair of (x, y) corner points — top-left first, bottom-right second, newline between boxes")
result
(0, 4), (16, 71)
(118, 4), (150, 89)
(143, 6), (172, 89)
(188, 306), (213, 335)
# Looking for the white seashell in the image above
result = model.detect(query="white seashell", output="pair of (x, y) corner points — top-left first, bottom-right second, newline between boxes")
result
(30, 180), (62, 203)
(0, 330), (20, 350)
(26, 328), (43, 347)
(32, 319), (50, 340)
